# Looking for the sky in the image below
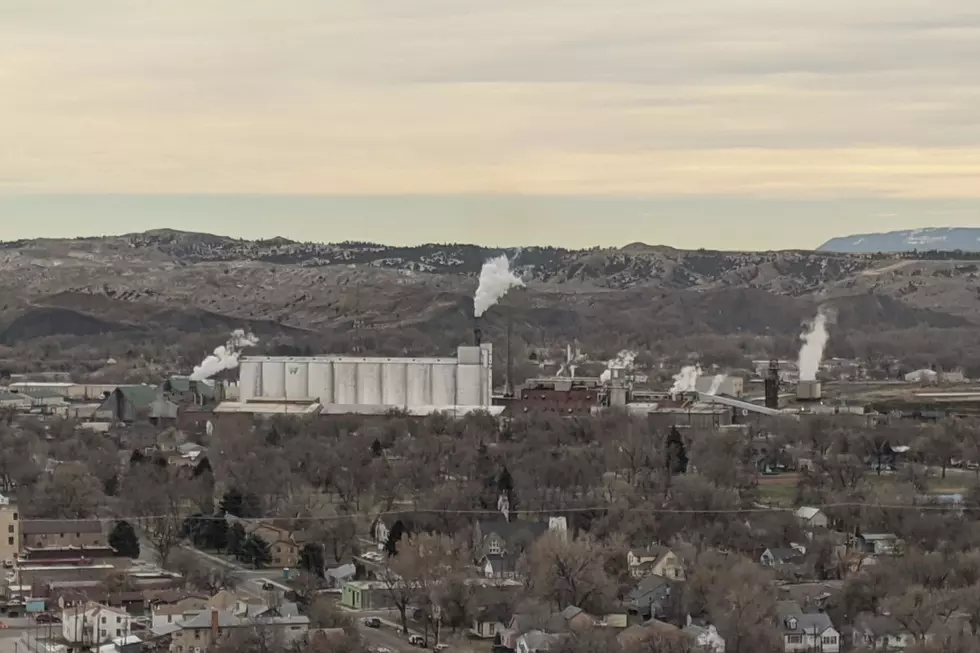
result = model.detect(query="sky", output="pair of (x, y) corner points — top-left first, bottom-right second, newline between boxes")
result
(2, 1), (980, 249)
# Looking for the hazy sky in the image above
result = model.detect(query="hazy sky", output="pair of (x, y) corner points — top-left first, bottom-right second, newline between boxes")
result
(2, 1), (980, 249)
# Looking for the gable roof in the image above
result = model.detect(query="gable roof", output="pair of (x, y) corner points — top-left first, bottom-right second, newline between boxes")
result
(777, 602), (835, 636)
(116, 385), (160, 407)
(795, 507), (822, 521)
(766, 548), (804, 564)
(478, 520), (548, 543)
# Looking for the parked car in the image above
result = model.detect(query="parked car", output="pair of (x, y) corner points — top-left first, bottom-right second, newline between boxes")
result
(432, 645), (450, 651)
(361, 617), (381, 628)
(35, 614), (61, 624)
(408, 634), (426, 647)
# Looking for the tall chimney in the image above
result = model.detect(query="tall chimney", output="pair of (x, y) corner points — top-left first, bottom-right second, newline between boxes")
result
(764, 360), (780, 409)
(505, 309), (514, 397)
(473, 325), (482, 346)
(211, 608), (220, 639)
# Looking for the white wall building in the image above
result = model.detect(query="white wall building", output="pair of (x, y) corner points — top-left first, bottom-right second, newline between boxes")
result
(237, 344), (493, 410)
(62, 603), (135, 647)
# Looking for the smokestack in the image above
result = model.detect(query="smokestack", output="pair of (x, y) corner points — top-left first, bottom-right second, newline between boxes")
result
(473, 325), (482, 346)
(211, 608), (219, 638)
(505, 309), (514, 397)
(764, 360), (780, 409)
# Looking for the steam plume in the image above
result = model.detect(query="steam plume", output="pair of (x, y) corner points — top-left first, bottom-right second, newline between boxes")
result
(190, 329), (259, 381)
(474, 255), (524, 318)
(797, 309), (829, 381)
(670, 365), (702, 397)
(707, 374), (726, 395)
(599, 350), (637, 382)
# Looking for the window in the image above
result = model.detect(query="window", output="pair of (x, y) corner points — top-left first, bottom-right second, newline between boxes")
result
(487, 539), (502, 555)
(12, 513), (16, 521)
(116, 616), (121, 623)
(7, 525), (12, 533)
(195, 630), (201, 640)
(787, 635), (802, 644)
(101, 617), (106, 624)
(116, 629), (122, 637)
(7, 537), (12, 546)
(823, 636), (838, 645)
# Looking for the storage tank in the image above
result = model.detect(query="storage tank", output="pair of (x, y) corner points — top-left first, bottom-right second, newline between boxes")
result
(308, 360), (334, 404)
(334, 362), (357, 404)
(357, 362), (383, 405)
(382, 362), (408, 406)
(284, 361), (309, 400)
(796, 380), (822, 402)
(407, 363), (431, 406)
(432, 364), (456, 405)
(261, 360), (286, 398)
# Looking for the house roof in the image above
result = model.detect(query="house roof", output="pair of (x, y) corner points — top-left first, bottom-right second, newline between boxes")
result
(795, 507), (822, 520)
(20, 388), (65, 400)
(116, 385), (160, 407)
(478, 520), (548, 543)
(476, 603), (513, 624)
(22, 519), (104, 535)
(766, 548), (804, 564)
(860, 533), (898, 541)
(777, 602), (835, 635)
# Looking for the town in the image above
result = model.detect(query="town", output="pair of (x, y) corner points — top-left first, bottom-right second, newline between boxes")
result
(2, 302), (980, 653)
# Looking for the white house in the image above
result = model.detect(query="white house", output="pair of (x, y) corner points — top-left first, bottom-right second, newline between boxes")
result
(777, 602), (840, 653)
(683, 618), (726, 652)
(62, 602), (135, 647)
(795, 507), (829, 529)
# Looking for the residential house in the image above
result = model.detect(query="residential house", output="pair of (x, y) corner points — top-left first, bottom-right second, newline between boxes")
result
(169, 608), (309, 653)
(760, 547), (805, 569)
(516, 630), (562, 653)
(683, 617), (726, 653)
(0, 493), (19, 567)
(617, 619), (687, 650)
(627, 546), (685, 580)
(776, 601), (840, 653)
(627, 575), (678, 621)
(22, 519), (106, 550)
(481, 553), (522, 580)
(852, 533), (901, 556)
(850, 613), (915, 650)
(62, 602), (136, 650)
(151, 597), (210, 632)
(471, 603), (512, 640)
(324, 563), (356, 589)
(224, 517), (308, 568)
(474, 520), (549, 560)
(794, 507), (829, 529)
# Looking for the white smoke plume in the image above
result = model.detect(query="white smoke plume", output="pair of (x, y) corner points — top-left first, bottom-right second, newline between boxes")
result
(707, 374), (726, 395)
(474, 255), (524, 318)
(797, 308), (830, 381)
(670, 365), (702, 397)
(190, 329), (259, 381)
(599, 350), (637, 382)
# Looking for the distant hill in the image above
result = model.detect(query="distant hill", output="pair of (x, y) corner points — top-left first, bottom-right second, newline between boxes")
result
(820, 227), (980, 253)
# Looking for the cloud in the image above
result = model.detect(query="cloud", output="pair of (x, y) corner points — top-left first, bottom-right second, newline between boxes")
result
(2, 0), (980, 196)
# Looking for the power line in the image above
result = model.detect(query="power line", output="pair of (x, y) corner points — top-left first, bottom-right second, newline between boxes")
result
(19, 499), (976, 525)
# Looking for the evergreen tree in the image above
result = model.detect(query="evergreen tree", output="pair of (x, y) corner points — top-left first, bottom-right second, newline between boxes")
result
(299, 543), (326, 577)
(193, 457), (213, 477)
(666, 426), (689, 475)
(227, 523), (247, 557)
(219, 488), (261, 518)
(370, 438), (384, 458)
(108, 520), (140, 558)
(384, 520), (407, 557)
(129, 450), (145, 465)
(239, 534), (272, 569)
(208, 518), (229, 552)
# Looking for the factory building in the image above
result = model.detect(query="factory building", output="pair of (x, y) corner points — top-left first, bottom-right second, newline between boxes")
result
(228, 344), (495, 415)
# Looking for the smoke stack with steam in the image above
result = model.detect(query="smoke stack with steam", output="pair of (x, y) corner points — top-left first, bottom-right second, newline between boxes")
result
(670, 365), (702, 398)
(189, 329), (259, 381)
(797, 308), (829, 382)
(474, 255), (524, 318)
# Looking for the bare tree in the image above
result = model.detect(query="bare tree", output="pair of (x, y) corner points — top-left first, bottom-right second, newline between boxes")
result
(528, 531), (619, 615)
(121, 462), (191, 567)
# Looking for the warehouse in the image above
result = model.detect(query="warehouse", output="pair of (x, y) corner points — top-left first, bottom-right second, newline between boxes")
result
(235, 343), (494, 412)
